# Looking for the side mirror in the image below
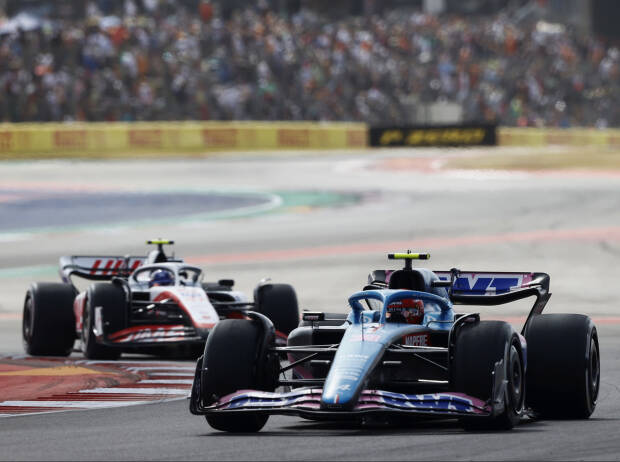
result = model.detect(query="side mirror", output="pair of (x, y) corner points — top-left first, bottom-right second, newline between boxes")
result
(431, 280), (451, 288)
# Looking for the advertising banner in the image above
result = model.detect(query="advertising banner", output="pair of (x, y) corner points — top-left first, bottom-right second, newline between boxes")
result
(369, 124), (497, 147)
(0, 122), (368, 158)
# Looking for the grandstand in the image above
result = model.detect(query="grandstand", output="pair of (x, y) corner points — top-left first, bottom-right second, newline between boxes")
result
(0, 0), (618, 127)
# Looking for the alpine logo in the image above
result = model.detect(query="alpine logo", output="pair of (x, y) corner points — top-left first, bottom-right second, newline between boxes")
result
(436, 272), (533, 295)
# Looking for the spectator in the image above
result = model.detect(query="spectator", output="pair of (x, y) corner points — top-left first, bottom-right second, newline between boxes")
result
(0, 1), (618, 126)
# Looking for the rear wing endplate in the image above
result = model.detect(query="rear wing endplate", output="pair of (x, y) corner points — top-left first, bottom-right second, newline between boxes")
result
(59, 255), (146, 283)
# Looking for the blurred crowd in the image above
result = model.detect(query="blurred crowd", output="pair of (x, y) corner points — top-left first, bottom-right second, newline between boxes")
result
(0, 0), (618, 127)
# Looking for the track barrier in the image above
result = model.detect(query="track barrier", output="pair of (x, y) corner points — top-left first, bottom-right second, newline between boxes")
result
(1, 123), (619, 158)
(0, 122), (367, 158)
(498, 127), (620, 147)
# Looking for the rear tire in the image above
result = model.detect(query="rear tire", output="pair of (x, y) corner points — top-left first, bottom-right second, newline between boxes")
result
(452, 321), (525, 431)
(525, 314), (599, 419)
(82, 283), (125, 360)
(255, 283), (299, 336)
(202, 319), (278, 432)
(22, 283), (76, 356)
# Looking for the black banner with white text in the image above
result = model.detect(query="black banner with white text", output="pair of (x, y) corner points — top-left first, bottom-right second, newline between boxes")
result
(369, 124), (497, 147)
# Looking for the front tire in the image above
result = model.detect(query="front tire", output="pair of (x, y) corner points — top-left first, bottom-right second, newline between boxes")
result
(82, 283), (125, 360)
(525, 314), (599, 419)
(452, 320), (525, 431)
(23, 282), (76, 356)
(202, 319), (278, 432)
(254, 283), (299, 336)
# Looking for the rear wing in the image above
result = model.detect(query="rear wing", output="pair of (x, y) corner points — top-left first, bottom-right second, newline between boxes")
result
(368, 267), (551, 335)
(59, 255), (146, 283)
(369, 269), (550, 307)
(436, 270), (551, 336)
(435, 271), (550, 304)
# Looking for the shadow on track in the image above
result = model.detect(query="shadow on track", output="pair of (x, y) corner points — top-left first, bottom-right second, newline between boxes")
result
(200, 417), (546, 438)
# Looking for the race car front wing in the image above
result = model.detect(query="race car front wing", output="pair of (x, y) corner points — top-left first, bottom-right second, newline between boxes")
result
(189, 349), (510, 420)
(190, 387), (492, 419)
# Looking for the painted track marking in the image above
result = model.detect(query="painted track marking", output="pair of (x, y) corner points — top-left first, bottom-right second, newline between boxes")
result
(0, 401), (146, 408)
(138, 379), (194, 385)
(79, 387), (188, 395)
(126, 366), (195, 372)
(141, 372), (193, 377)
(187, 226), (620, 265)
(2, 225), (619, 282)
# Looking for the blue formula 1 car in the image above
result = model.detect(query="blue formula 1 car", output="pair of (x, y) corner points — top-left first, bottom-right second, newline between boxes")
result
(189, 252), (600, 432)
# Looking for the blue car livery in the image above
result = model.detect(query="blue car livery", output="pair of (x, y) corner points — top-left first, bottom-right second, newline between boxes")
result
(189, 252), (600, 432)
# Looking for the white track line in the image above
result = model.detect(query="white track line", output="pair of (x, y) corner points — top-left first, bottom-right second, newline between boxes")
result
(77, 360), (192, 367)
(126, 366), (195, 372)
(149, 372), (194, 377)
(79, 387), (188, 395)
(138, 380), (194, 385)
(0, 401), (145, 408)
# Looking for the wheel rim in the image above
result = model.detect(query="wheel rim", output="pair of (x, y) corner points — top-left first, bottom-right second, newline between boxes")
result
(588, 336), (600, 404)
(22, 296), (33, 343)
(507, 344), (524, 413)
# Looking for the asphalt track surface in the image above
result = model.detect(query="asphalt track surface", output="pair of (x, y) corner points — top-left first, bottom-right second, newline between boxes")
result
(1, 147), (620, 460)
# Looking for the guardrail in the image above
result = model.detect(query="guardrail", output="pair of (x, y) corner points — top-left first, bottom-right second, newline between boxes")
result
(0, 122), (367, 158)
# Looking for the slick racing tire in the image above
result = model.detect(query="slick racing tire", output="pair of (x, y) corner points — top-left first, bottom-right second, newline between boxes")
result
(23, 282), (76, 356)
(82, 283), (125, 360)
(255, 283), (300, 336)
(202, 319), (278, 432)
(525, 314), (600, 419)
(452, 321), (525, 431)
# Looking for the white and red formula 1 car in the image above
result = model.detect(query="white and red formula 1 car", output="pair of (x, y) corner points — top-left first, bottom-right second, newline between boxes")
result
(23, 240), (299, 359)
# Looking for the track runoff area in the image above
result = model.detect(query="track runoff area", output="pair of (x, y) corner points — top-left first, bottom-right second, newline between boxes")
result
(1, 147), (620, 460)
(0, 357), (194, 417)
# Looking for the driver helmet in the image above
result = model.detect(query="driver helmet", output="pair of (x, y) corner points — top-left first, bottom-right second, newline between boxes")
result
(386, 299), (424, 324)
(149, 269), (174, 287)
